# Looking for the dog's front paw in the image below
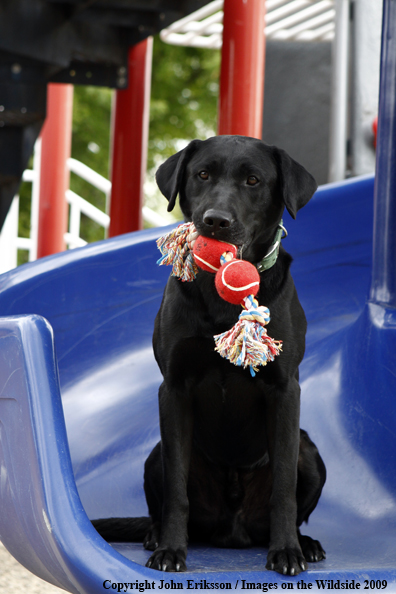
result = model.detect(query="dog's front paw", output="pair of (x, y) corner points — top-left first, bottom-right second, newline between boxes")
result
(266, 547), (307, 576)
(299, 534), (326, 563)
(146, 547), (187, 572)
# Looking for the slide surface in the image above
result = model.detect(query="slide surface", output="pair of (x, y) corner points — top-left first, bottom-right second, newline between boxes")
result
(1, 173), (395, 593)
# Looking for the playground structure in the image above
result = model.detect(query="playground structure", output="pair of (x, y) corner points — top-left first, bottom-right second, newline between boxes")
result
(0, 0), (267, 262)
(0, 0), (214, 234)
(0, 0), (396, 592)
(0, 0), (382, 271)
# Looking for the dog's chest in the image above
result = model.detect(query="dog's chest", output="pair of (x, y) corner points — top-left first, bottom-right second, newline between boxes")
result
(191, 369), (269, 467)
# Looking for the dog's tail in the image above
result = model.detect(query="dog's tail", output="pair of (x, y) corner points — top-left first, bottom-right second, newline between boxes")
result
(92, 517), (151, 542)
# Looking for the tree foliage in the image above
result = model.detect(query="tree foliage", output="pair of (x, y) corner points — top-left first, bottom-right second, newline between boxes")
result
(146, 38), (220, 220)
(148, 38), (220, 170)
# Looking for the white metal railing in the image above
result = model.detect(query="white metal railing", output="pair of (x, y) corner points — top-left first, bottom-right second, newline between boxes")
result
(160, 0), (335, 48)
(0, 143), (172, 274)
(0, 197), (20, 273)
(66, 157), (112, 250)
(0, 142), (41, 273)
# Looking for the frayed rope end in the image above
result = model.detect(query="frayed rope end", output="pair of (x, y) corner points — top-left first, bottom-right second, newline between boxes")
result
(156, 222), (198, 282)
(213, 295), (282, 375)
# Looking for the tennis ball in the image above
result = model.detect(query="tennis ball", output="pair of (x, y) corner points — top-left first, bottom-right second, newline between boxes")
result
(215, 259), (260, 305)
(193, 236), (237, 273)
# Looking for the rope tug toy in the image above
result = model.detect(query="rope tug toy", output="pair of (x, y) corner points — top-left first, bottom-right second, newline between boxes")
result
(157, 222), (283, 376)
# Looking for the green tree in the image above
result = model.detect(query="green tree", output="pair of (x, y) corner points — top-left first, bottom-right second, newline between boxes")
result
(148, 38), (220, 169)
(146, 39), (220, 220)
(70, 85), (112, 243)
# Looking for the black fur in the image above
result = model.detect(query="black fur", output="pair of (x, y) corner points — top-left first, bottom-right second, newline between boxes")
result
(93, 136), (326, 576)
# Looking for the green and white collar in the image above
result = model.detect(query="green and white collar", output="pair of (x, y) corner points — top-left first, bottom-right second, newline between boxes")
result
(256, 220), (288, 273)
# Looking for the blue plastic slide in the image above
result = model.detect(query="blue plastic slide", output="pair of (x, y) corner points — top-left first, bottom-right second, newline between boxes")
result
(1, 1), (396, 591)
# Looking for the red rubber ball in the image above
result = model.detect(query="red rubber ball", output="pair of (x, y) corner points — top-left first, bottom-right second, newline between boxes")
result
(193, 235), (237, 273)
(215, 259), (260, 305)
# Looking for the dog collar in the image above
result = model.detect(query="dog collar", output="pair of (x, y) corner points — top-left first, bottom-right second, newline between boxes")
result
(256, 220), (288, 273)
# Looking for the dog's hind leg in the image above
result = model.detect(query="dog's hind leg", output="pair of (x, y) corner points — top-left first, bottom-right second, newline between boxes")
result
(296, 429), (326, 562)
(143, 442), (163, 551)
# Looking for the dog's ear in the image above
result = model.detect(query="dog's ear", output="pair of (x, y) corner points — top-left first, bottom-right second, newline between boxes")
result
(156, 140), (202, 212)
(272, 147), (317, 219)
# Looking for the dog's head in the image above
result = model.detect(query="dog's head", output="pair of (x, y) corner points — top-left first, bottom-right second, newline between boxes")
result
(156, 136), (317, 263)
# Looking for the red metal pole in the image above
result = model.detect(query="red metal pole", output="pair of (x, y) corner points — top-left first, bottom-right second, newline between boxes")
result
(37, 83), (73, 258)
(108, 38), (153, 237)
(218, 0), (266, 139)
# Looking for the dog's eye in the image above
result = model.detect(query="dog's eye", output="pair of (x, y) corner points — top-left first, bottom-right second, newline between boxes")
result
(247, 176), (259, 186)
(198, 171), (209, 180)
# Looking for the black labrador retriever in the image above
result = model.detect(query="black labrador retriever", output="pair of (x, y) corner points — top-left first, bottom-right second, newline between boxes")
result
(93, 135), (326, 576)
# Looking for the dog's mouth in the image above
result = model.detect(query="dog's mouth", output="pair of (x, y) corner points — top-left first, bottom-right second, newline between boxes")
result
(191, 218), (248, 252)
(188, 224), (247, 258)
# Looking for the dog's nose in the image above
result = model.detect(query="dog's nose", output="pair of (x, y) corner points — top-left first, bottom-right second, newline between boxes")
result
(203, 209), (233, 233)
